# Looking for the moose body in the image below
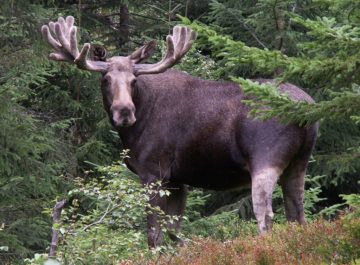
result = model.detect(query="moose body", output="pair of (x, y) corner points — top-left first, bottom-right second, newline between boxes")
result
(116, 71), (317, 246)
(120, 71), (316, 191)
(42, 16), (318, 248)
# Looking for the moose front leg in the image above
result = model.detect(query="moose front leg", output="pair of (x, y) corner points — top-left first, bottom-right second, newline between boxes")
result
(146, 182), (187, 248)
(147, 193), (167, 248)
(166, 183), (187, 244)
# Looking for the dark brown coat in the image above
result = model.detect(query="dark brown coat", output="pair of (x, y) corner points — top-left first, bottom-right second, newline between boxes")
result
(108, 70), (318, 247)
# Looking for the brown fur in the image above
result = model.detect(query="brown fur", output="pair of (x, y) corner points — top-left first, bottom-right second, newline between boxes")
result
(100, 66), (318, 246)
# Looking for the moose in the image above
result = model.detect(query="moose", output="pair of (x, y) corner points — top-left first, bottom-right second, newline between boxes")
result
(42, 16), (318, 248)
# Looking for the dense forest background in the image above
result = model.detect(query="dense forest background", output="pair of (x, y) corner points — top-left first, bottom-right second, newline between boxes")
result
(0, 0), (359, 264)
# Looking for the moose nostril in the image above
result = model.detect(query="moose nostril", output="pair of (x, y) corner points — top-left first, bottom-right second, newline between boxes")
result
(120, 108), (131, 117)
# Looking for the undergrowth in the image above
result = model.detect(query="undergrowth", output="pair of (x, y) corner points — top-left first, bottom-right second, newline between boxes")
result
(132, 215), (360, 265)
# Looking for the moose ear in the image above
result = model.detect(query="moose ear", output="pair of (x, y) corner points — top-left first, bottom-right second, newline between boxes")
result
(90, 44), (107, 61)
(130, 40), (157, 63)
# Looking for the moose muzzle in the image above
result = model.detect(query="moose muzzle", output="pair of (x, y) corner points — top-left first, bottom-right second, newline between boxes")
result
(111, 104), (136, 127)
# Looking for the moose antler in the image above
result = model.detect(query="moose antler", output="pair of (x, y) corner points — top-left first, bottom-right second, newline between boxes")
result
(134, 26), (197, 75)
(41, 16), (109, 72)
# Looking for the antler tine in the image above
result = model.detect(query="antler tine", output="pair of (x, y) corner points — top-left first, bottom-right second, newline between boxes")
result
(41, 16), (109, 72)
(41, 25), (60, 50)
(134, 25), (197, 75)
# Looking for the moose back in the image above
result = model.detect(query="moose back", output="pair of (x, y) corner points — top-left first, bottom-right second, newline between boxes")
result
(42, 16), (318, 247)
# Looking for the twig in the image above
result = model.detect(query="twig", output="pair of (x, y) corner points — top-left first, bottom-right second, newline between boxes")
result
(49, 199), (67, 258)
(130, 12), (161, 21)
(185, 0), (190, 17)
(272, 0), (285, 51)
(82, 202), (120, 231)
(224, 7), (268, 49)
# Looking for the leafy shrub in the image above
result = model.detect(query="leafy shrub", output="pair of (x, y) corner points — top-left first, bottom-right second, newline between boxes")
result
(341, 193), (360, 218)
(25, 152), (180, 265)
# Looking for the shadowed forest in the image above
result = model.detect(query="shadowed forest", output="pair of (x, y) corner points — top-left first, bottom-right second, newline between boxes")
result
(0, 0), (359, 264)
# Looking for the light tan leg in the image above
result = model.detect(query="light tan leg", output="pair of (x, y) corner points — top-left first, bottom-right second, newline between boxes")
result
(251, 167), (282, 233)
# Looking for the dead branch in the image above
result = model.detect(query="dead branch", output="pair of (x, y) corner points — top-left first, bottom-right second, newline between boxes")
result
(49, 199), (66, 258)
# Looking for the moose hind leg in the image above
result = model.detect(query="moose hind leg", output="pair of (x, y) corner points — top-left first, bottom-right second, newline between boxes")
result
(280, 125), (317, 224)
(280, 160), (307, 224)
(251, 167), (282, 233)
(166, 184), (187, 244)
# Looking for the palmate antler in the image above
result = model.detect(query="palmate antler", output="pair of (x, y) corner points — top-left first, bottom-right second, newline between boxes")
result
(134, 26), (197, 75)
(41, 16), (109, 72)
(42, 16), (196, 75)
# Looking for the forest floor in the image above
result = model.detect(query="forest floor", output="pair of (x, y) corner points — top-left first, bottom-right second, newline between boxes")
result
(125, 215), (360, 265)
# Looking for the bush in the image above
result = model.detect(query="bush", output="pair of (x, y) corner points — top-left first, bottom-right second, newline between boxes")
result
(25, 152), (180, 265)
(149, 215), (360, 265)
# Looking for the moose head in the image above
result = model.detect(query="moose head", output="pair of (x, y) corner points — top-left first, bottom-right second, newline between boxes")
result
(41, 16), (196, 128)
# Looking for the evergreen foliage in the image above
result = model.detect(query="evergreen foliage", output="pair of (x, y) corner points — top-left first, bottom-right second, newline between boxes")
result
(184, 0), (360, 198)
(0, 0), (359, 264)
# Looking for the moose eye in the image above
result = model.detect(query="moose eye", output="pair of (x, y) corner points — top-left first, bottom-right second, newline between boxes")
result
(103, 76), (111, 85)
(131, 79), (137, 87)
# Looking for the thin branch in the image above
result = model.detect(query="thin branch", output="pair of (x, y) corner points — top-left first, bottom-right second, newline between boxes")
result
(224, 7), (268, 49)
(82, 202), (122, 231)
(287, 1), (298, 30)
(129, 12), (161, 21)
(272, 0), (285, 51)
(49, 199), (66, 258)
(185, 0), (190, 17)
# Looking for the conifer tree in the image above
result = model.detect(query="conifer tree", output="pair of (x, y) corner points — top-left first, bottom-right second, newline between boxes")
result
(186, 0), (360, 199)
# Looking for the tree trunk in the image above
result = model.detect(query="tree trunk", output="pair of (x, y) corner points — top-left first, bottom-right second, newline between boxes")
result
(118, 4), (130, 48)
